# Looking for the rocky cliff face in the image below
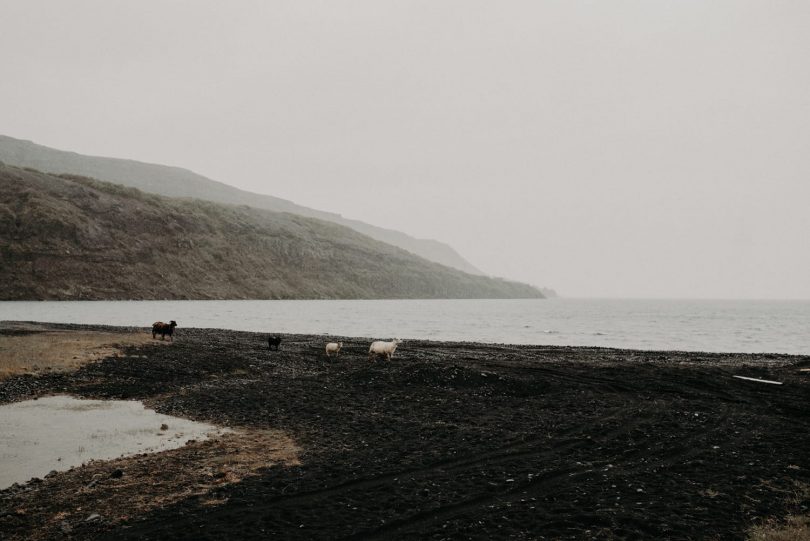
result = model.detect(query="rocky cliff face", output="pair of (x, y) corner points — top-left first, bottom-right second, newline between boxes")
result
(0, 165), (543, 300)
(0, 135), (483, 275)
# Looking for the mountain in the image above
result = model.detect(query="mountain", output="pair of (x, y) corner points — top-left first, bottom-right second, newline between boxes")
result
(0, 135), (483, 275)
(0, 164), (543, 300)
(539, 288), (558, 298)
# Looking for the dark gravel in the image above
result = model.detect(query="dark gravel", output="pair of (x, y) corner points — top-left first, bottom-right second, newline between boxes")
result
(1, 323), (809, 540)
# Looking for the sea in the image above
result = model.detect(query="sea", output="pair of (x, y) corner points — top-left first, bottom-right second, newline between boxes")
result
(1, 298), (808, 355)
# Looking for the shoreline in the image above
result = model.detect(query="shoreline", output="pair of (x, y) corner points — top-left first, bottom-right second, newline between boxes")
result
(3, 297), (810, 357)
(2, 319), (808, 358)
(1, 322), (809, 539)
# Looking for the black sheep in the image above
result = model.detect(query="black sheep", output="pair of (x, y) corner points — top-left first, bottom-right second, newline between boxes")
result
(152, 320), (177, 341)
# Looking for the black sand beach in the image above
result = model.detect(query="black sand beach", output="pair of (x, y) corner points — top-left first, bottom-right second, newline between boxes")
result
(1, 323), (809, 540)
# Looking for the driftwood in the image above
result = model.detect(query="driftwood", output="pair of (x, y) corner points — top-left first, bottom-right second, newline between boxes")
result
(733, 375), (783, 385)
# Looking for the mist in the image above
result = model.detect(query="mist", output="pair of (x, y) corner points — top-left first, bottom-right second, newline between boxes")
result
(2, 0), (808, 298)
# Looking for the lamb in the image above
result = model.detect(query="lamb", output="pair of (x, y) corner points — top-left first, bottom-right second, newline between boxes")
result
(268, 336), (282, 351)
(325, 341), (343, 357)
(152, 320), (177, 341)
(368, 339), (402, 362)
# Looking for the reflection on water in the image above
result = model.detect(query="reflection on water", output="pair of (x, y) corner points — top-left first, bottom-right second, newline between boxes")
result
(1, 298), (808, 354)
(0, 395), (225, 488)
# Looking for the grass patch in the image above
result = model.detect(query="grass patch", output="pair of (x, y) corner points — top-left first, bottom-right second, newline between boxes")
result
(749, 483), (810, 541)
(749, 515), (810, 541)
(0, 323), (158, 380)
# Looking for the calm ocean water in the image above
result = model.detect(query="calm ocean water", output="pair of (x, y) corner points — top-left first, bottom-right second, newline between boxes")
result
(1, 299), (808, 355)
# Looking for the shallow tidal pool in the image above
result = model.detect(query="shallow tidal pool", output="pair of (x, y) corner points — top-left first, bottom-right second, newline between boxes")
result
(0, 395), (225, 489)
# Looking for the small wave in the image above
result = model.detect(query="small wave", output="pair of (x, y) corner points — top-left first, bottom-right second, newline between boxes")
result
(593, 332), (607, 336)
(543, 330), (559, 334)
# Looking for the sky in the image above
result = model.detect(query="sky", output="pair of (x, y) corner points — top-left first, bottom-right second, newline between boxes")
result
(2, 1), (809, 298)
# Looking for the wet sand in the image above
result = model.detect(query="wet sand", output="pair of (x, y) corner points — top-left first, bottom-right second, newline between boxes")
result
(1, 323), (809, 540)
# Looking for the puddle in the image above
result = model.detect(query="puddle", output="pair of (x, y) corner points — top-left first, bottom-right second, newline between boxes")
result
(0, 395), (226, 489)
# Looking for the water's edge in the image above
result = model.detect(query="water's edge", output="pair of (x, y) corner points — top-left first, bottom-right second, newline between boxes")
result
(1, 299), (808, 355)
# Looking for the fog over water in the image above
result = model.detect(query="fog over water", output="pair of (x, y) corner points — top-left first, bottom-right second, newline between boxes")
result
(2, 1), (809, 298)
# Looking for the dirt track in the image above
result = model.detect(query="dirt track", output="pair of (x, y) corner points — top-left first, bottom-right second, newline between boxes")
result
(1, 323), (809, 540)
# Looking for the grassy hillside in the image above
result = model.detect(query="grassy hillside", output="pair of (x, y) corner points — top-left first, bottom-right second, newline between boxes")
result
(0, 164), (543, 300)
(0, 135), (483, 275)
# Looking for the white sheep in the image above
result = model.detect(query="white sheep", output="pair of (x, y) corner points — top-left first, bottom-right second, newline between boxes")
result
(325, 341), (343, 357)
(368, 339), (402, 362)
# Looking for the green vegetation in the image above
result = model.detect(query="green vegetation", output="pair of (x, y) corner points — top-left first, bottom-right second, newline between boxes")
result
(0, 135), (483, 274)
(0, 164), (543, 300)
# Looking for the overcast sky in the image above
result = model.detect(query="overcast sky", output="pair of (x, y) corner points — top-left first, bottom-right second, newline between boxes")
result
(2, 1), (809, 298)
